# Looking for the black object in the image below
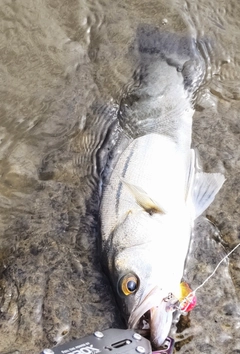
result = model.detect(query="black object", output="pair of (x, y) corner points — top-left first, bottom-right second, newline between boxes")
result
(40, 329), (174, 354)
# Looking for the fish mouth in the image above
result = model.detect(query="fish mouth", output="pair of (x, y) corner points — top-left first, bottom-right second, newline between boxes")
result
(128, 287), (174, 348)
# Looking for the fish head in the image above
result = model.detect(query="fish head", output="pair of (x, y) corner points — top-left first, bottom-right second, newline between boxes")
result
(108, 208), (189, 348)
(113, 249), (175, 348)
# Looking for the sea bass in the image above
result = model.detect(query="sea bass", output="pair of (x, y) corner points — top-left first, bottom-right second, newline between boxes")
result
(100, 28), (225, 347)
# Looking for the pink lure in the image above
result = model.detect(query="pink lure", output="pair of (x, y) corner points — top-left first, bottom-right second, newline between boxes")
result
(178, 282), (197, 312)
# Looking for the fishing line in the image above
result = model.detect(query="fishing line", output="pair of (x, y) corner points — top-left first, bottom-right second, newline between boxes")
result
(179, 242), (240, 309)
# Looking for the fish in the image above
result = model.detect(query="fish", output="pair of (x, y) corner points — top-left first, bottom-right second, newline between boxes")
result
(100, 28), (225, 348)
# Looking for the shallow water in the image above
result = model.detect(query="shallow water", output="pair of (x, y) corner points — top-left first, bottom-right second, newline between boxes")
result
(0, 0), (239, 353)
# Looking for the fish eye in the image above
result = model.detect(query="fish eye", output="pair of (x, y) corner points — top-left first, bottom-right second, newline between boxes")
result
(120, 274), (139, 296)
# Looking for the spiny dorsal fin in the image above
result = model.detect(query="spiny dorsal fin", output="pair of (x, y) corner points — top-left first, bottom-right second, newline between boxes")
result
(121, 178), (165, 215)
(192, 172), (225, 219)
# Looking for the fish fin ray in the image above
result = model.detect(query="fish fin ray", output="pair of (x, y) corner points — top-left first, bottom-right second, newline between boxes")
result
(120, 177), (165, 214)
(186, 150), (225, 218)
(185, 149), (196, 201)
(192, 171), (225, 218)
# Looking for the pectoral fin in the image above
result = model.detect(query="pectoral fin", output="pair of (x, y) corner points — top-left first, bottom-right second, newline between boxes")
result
(121, 178), (165, 215)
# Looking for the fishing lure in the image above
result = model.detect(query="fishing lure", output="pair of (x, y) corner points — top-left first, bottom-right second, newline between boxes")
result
(164, 242), (240, 314)
(163, 282), (196, 313)
(179, 242), (240, 312)
(178, 282), (197, 312)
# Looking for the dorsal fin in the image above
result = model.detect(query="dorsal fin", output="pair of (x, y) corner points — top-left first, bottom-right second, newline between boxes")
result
(192, 172), (225, 218)
(121, 178), (166, 215)
(186, 150), (225, 219)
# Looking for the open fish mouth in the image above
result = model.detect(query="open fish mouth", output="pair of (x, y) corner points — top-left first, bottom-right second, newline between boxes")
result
(134, 310), (151, 336)
(128, 287), (174, 348)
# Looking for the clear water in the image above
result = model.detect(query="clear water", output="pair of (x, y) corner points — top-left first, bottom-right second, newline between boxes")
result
(0, 0), (239, 353)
